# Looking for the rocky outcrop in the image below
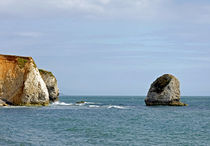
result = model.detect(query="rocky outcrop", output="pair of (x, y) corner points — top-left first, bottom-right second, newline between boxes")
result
(0, 54), (49, 106)
(145, 74), (187, 106)
(0, 99), (7, 106)
(39, 69), (59, 102)
(76, 101), (85, 104)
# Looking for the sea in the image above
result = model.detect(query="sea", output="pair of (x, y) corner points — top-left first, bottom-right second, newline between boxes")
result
(0, 96), (209, 146)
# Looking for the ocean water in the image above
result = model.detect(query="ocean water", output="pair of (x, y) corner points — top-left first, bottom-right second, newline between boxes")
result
(0, 96), (210, 146)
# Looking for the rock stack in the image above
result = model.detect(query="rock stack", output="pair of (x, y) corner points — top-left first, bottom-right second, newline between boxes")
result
(145, 74), (187, 106)
(39, 69), (59, 102)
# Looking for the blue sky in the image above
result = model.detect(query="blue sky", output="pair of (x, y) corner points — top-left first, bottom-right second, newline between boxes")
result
(0, 0), (210, 95)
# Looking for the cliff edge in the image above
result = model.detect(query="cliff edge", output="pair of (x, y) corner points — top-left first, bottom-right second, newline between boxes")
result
(0, 54), (49, 106)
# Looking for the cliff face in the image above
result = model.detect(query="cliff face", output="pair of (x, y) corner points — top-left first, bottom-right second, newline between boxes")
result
(0, 99), (7, 106)
(39, 69), (59, 102)
(0, 54), (49, 106)
(145, 74), (187, 106)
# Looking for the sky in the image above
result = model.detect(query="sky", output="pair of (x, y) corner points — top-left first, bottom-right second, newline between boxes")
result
(0, 0), (210, 96)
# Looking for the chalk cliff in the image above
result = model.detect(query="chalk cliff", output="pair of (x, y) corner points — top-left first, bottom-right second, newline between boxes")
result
(145, 74), (187, 106)
(39, 69), (59, 102)
(0, 54), (49, 106)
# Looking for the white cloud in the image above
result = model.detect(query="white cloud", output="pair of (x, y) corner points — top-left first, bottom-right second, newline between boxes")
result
(0, 0), (210, 23)
(0, 0), (168, 19)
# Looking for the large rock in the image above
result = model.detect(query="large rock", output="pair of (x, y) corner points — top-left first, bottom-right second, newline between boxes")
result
(39, 69), (59, 102)
(0, 54), (49, 106)
(145, 74), (187, 106)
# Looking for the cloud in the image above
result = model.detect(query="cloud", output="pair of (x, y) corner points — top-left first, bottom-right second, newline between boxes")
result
(0, 0), (210, 23)
(0, 0), (156, 18)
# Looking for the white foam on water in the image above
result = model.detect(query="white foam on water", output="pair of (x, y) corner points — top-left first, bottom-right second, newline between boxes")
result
(85, 102), (97, 104)
(75, 101), (100, 106)
(107, 105), (127, 109)
(51, 101), (73, 106)
(89, 105), (100, 108)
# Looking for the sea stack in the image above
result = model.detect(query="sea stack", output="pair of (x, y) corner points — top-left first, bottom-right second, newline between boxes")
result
(145, 74), (187, 106)
(39, 69), (59, 102)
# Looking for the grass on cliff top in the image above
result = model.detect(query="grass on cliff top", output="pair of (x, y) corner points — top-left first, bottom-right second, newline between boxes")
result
(39, 69), (54, 77)
(17, 58), (28, 69)
(33, 61), (37, 68)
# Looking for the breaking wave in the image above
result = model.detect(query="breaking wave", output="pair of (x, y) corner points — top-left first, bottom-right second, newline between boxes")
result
(107, 105), (127, 109)
(51, 101), (73, 106)
(50, 101), (129, 109)
(89, 105), (100, 108)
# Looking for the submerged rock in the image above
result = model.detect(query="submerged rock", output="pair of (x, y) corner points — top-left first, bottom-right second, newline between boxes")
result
(76, 101), (85, 104)
(0, 54), (49, 106)
(39, 69), (59, 102)
(145, 74), (187, 106)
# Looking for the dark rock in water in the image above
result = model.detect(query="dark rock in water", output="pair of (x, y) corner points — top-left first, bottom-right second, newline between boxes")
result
(39, 69), (59, 102)
(145, 74), (187, 106)
(76, 101), (85, 104)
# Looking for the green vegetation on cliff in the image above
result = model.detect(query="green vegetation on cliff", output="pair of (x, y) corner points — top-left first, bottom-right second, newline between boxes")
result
(17, 57), (28, 69)
(39, 69), (54, 77)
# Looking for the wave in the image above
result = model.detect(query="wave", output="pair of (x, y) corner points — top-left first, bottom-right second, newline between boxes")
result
(85, 102), (98, 104)
(50, 101), (129, 109)
(51, 101), (98, 106)
(89, 105), (100, 108)
(89, 104), (128, 109)
(107, 105), (127, 109)
(51, 101), (73, 106)
(1, 102), (129, 110)
(75, 102), (100, 106)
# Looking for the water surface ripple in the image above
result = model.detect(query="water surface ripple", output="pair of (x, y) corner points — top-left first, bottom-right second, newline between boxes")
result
(0, 96), (209, 146)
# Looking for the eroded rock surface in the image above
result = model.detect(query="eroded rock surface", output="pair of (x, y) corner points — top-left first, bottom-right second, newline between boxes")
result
(0, 54), (49, 106)
(0, 99), (7, 106)
(145, 74), (187, 106)
(39, 69), (59, 102)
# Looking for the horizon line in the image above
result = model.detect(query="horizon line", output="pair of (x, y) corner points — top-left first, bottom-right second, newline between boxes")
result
(59, 95), (210, 97)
